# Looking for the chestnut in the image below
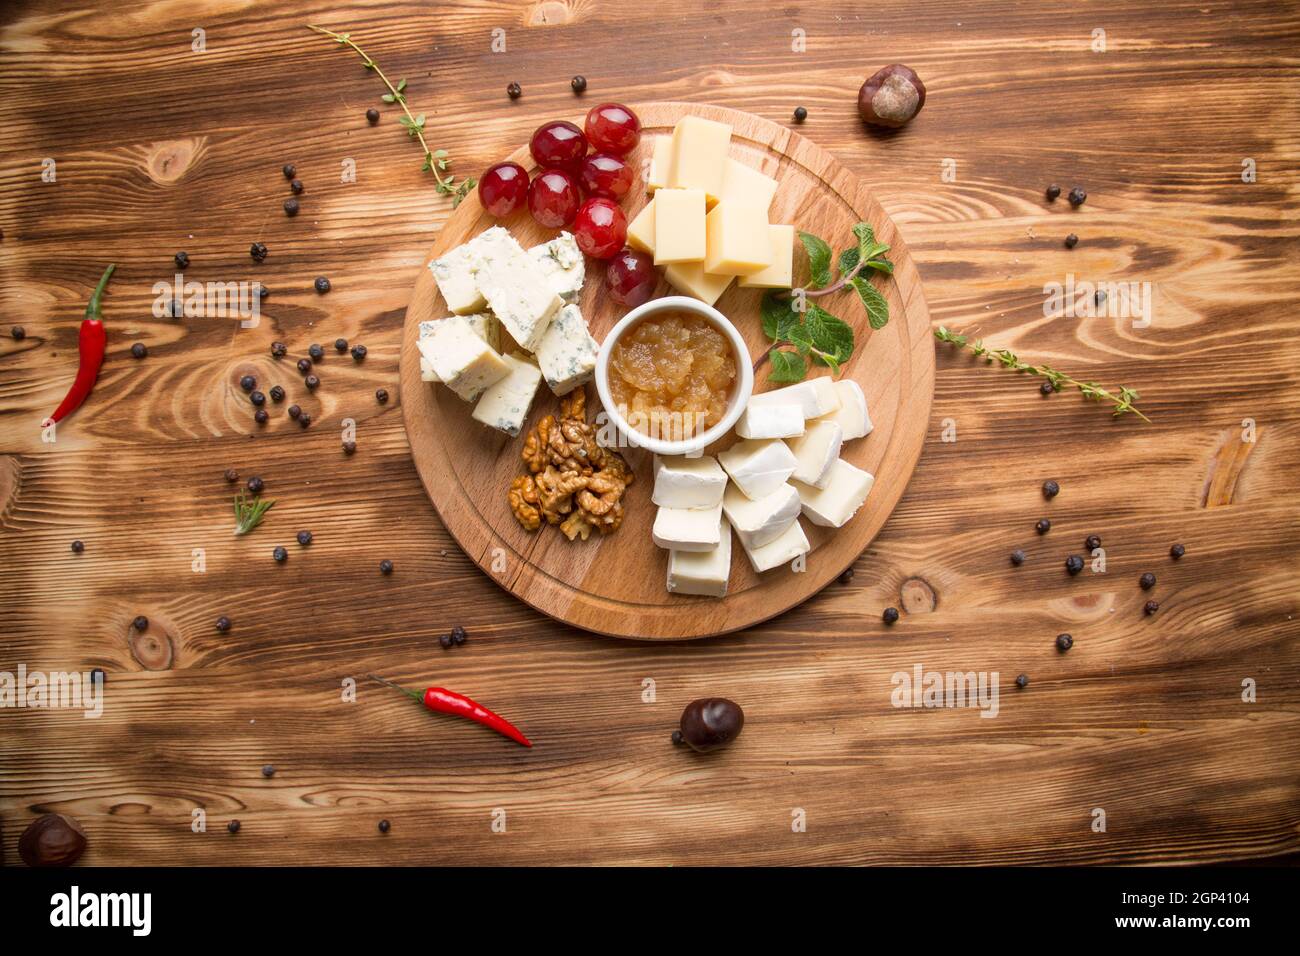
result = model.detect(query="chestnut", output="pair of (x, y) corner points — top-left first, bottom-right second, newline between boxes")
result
(18, 813), (86, 867)
(676, 697), (745, 753)
(858, 64), (927, 128)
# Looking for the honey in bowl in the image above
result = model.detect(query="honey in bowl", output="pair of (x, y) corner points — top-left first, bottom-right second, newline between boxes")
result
(608, 310), (737, 443)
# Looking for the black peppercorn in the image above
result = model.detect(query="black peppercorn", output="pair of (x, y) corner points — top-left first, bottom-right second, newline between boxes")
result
(334, 338), (348, 352)
(1042, 479), (1060, 499)
(379, 559), (393, 575)
(131, 342), (147, 359)
(366, 108), (379, 124)
(254, 408), (269, 424)
(839, 567), (854, 584)
(378, 819), (390, 833)
(132, 615), (149, 632)
(273, 546), (287, 563)
(671, 730), (684, 745)
(1016, 673), (1029, 689)
(174, 251), (190, 269)
(271, 341), (287, 358)
(216, 616), (231, 633)
(1170, 543), (1185, 559)
(282, 163), (296, 179)
(269, 385), (285, 403)
(314, 276), (330, 294)
(571, 75), (587, 93)
(287, 404), (301, 420)
(1010, 549), (1025, 566)
(228, 820), (240, 834)
(11, 326), (26, 341)
(224, 468), (239, 482)
(308, 343), (324, 361)
(290, 178), (304, 195)
(450, 625), (467, 645)
(1055, 633), (1073, 652)
(305, 374), (320, 390)
(250, 390), (265, 406)
(1065, 555), (1084, 575)
(882, 607), (900, 625)
(1085, 534), (1101, 551)
(1068, 186), (1086, 207)
(1046, 184), (1061, 201)
(247, 476), (264, 494)
(342, 440), (356, 455)
(1144, 600), (1159, 615)
(240, 375), (256, 392)
(262, 764), (276, 777)
(297, 530), (312, 546)
(351, 344), (367, 362)
(297, 358), (312, 375)
(71, 539), (85, 553)
(1040, 380), (1054, 395)
(376, 388), (389, 404)
(507, 81), (521, 99)
(439, 633), (453, 649)
(298, 413), (311, 428)
(1140, 572), (1156, 590)
(283, 198), (299, 216)
(793, 106), (807, 122)
(250, 241), (268, 262)
(1064, 233), (1078, 249)
(1036, 518), (1051, 534)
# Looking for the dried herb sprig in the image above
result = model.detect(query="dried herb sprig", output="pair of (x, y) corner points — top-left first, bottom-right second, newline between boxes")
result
(307, 24), (474, 206)
(233, 491), (275, 535)
(934, 326), (1150, 422)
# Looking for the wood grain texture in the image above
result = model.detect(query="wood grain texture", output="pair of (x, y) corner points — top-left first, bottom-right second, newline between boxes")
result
(402, 101), (933, 639)
(1, 0), (1298, 866)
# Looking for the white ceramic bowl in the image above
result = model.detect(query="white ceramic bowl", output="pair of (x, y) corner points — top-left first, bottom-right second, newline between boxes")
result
(595, 295), (754, 457)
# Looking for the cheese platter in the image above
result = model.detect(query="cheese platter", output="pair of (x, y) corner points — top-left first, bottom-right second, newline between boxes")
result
(401, 102), (933, 640)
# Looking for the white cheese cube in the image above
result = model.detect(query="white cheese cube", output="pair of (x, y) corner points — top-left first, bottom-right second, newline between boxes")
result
(428, 235), (490, 315)
(653, 454), (727, 509)
(742, 518), (811, 573)
(472, 226), (563, 352)
(666, 515), (732, 598)
(794, 458), (875, 528)
(417, 314), (510, 402)
(652, 503), (723, 552)
(471, 353), (543, 437)
(788, 421), (843, 489)
(722, 482), (800, 549)
(735, 402), (804, 440)
(718, 438), (798, 501)
(528, 232), (585, 302)
(813, 379), (872, 441)
(748, 377), (840, 420)
(420, 312), (501, 382)
(535, 304), (598, 395)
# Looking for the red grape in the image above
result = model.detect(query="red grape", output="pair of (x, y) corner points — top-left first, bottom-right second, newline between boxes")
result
(529, 120), (587, 172)
(573, 198), (627, 259)
(605, 248), (657, 306)
(528, 169), (582, 228)
(477, 161), (529, 218)
(584, 103), (641, 156)
(580, 153), (634, 200)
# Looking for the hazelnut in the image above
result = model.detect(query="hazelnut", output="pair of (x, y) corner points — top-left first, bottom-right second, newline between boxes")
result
(858, 64), (927, 128)
(18, 813), (87, 867)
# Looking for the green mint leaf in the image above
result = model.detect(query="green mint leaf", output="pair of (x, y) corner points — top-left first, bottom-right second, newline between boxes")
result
(838, 247), (860, 276)
(804, 303), (854, 367)
(769, 349), (807, 383)
(381, 93), (395, 103)
(396, 78), (407, 92)
(863, 257), (893, 275)
(760, 291), (800, 342)
(798, 231), (833, 289)
(849, 275), (889, 330)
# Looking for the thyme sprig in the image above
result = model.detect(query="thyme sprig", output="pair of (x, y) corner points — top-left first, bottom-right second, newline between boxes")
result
(934, 326), (1149, 422)
(233, 491), (275, 536)
(307, 25), (474, 206)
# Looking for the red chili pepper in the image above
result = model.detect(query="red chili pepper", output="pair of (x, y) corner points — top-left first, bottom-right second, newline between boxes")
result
(367, 674), (532, 747)
(48, 264), (115, 424)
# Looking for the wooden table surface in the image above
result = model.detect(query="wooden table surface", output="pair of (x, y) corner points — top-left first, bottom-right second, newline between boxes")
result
(1, 0), (1297, 866)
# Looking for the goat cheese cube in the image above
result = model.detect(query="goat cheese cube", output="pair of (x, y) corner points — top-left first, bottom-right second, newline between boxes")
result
(473, 226), (563, 352)
(471, 353), (543, 437)
(666, 515), (732, 598)
(653, 454), (727, 509)
(535, 304), (598, 395)
(748, 377), (840, 420)
(528, 232), (585, 302)
(418, 314), (510, 402)
(794, 458), (875, 528)
(718, 438), (798, 501)
(788, 421), (843, 489)
(652, 503), (724, 552)
(742, 518), (811, 573)
(735, 402), (804, 440)
(813, 379), (872, 441)
(722, 482), (800, 549)
(428, 236), (490, 315)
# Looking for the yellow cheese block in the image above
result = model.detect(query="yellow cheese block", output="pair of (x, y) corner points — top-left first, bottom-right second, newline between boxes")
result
(738, 224), (795, 288)
(704, 201), (773, 276)
(626, 198), (655, 255)
(646, 136), (672, 193)
(653, 188), (706, 264)
(668, 115), (732, 201)
(717, 158), (779, 211)
(664, 259), (733, 306)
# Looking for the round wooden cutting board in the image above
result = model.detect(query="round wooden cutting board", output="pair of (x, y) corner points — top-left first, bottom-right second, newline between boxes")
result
(401, 102), (933, 640)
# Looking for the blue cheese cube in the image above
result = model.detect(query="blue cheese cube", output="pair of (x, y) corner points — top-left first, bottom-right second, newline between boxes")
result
(419, 313), (499, 382)
(472, 227), (563, 353)
(472, 353), (543, 437)
(417, 314), (509, 402)
(534, 304), (598, 395)
(428, 234), (492, 315)
(528, 232), (586, 302)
